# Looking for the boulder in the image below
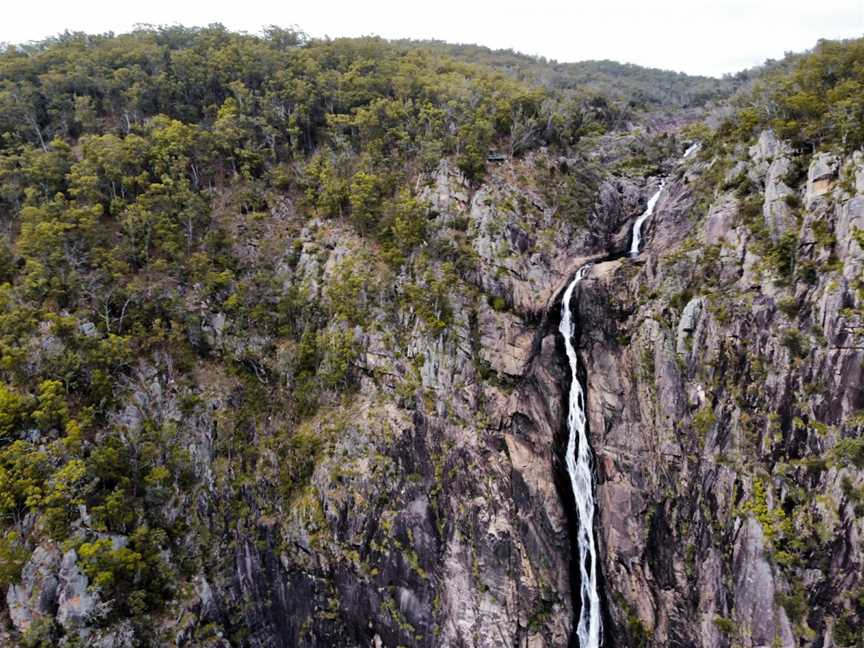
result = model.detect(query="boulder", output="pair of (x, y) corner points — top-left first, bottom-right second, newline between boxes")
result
(6, 544), (61, 633)
(806, 152), (840, 207)
(676, 297), (704, 354)
(56, 549), (99, 630)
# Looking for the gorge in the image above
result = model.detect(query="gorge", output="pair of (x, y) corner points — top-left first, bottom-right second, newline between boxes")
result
(0, 26), (862, 648)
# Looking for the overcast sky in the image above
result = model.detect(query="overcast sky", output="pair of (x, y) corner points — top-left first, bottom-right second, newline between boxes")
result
(2, 0), (862, 77)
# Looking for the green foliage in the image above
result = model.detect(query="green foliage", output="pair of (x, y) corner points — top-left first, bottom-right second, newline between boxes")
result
(318, 329), (361, 390)
(723, 106), (762, 142)
(681, 121), (712, 143)
(626, 613), (651, 648)
(535, 159), (600, 225)
(489, 296), (507, 312)
(32, 380), (69, 431)
(741, 477), (791, 544)
(384, 190), (428, 266)
(776, 581), (809, 624)
(279, 422), (328, 501)
(639, 344), (655, 382)
(401, 41), (738, 109)
(349, 171), (388, 234)
(0, 531), (30, 587)
(0, 440), (49, 523)
(42, 458), (89, 538)
(20, 617), (57, 648)
(692, 406), (717, 444)
(291, 326), (362, 417)
(712, 615), (736, 635)
(401, 264), (458, 334)
(764, 231), (799, 282)
(778, 297), (800, 318)
(835, 611), (864, 647)
(781, 328), (809, 359)
(831, 436), (864, 469)
(325, 254), (375, 326)
(717, 37), (864, 151)
(77, 526), (173, 617)
(0, 383), (26, 439)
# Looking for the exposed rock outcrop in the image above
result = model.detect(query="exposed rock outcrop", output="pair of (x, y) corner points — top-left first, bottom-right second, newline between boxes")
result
(567, 134), (864, 647)
(6, 545), (60, 634)
(5, 127), (863, 648)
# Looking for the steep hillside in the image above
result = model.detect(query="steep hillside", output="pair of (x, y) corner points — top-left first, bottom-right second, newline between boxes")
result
(574, 37), (864, 647)
(0, 25), (647, 647)
(0, 26), (861, 648)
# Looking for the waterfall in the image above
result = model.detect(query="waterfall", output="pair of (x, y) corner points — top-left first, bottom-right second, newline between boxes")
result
(559, 264), (602, 648)
(683, 141), (701, 158)
(558, 152), (682, 646)
(629, 183), (664, 257)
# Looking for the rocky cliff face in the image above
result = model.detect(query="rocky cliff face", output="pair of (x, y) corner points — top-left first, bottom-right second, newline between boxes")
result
(576, 130), (864, 647)
(0, 150), (623, 646)
(5, 129), (863, 648)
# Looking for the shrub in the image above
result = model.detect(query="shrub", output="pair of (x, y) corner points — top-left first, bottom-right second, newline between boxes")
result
(778, 297), (800, 318)
(834, 612), (863, 647)
(781, 328), (808, 358)
(31, 380), (69, 431)
(489, 295), (507, 311)
(77, 526), (172, 618)
(0, 384), (25, 439)
(784, 193), (802, 209)
(831, 437), (864, 469)
(0, 531), (30, 587)
(692, 406), (717, 443)
(713, 616), (736, 635)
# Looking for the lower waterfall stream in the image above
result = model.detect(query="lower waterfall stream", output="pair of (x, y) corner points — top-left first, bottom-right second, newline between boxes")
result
(559, 264), (602, 648)
(559, 181), (667, 647)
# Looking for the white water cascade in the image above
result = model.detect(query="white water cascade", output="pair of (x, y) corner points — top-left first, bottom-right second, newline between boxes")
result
(629, 183), (664, 257)
(559, 150), (687, 645)
(559, 264), (602, 648)
(630, 142), (698, 257)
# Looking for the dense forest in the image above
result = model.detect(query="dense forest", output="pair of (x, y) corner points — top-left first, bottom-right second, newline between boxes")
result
(0, 24), (862, 648)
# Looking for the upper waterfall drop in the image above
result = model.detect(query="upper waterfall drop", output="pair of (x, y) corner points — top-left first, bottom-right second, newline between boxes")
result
(559, 264), (602, 648)
(629, 182), (664, 257)
(630, 143), (697, 256)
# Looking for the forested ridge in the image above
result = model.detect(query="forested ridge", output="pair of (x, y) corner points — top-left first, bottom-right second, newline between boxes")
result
(390, 40), (743, 109)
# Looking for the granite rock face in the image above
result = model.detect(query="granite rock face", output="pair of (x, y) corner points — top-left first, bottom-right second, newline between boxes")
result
(567, 134), (864, 647)
(56, 549), (100, 631)
(6, 545), (60, 634)
(5, 133), (863, 648)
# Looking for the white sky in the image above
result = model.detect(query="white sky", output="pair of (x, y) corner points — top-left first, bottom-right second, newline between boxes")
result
(2, 0), (863, 77)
